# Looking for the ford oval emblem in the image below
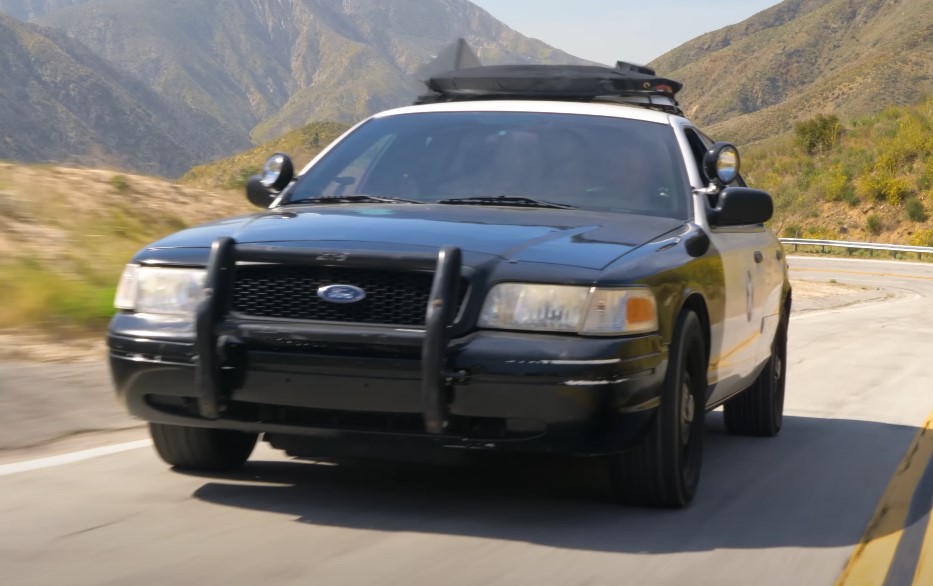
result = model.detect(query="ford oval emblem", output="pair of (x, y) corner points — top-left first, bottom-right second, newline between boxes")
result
(317, 284), (367, 304)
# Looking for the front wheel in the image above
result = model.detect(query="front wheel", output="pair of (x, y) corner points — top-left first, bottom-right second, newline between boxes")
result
(723, 314), (787, 437)
(149, 423), (257, 471)
(608, 311), (707, 508)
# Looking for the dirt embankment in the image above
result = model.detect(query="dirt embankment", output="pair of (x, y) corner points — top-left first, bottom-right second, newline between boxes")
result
(0, 162), (249, 263)
(791, 279), (894, 313)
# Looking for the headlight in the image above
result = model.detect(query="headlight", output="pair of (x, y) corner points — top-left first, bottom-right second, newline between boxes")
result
(478, 283), (658, 335)
(114, 265), (207, 315)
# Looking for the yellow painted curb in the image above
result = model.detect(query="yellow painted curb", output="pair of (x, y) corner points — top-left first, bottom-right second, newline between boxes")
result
(911, 501), (933, 585)
(836, 414), (933, 586)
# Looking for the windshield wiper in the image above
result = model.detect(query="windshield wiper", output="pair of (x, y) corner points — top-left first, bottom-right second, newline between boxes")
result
(437, 196), (577, 210)
(285, 195), (424, 205)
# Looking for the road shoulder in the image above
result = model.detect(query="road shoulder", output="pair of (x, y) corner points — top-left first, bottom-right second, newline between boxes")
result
(791, 279), (896, 314)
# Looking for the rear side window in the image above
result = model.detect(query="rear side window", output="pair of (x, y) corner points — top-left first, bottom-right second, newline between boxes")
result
(683, 128), (710, 187)
(683, 127), (747, 209)
(685, 127), (748, 189)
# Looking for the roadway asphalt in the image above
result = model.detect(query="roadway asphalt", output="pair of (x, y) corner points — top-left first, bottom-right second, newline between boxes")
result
(2, 256), (933, 585)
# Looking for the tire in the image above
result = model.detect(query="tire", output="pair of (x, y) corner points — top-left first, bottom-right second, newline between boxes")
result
(723, 313), (787, 437)
(149, 423), (257, 471)
(609, 311), (707, 508)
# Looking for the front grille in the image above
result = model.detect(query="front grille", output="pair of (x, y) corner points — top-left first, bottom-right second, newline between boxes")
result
(231, 265), (467, 326)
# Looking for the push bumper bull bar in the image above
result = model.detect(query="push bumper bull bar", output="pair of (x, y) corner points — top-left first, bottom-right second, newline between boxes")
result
(194, 237), (462, 434)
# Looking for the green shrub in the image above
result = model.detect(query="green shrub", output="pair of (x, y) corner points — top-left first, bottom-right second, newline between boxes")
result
(875, 150), (899, 174)
(795, 114), (843, 154)
(0, 258), (116, 331)
(782, 223), (803, 238)
(883, 176), (912, 205)
(885, 114), (932, 167)
(856, 171), (912, 204)
(911, 228), (933, 247)
(905, 198), (927, 222)
(109, 174), (130, 193)
(806, 225), (836, 240)
(226, 165), (262, 189)
(919, 161), (933, 191)
(842, 189), (860, 207)
(824, 166), (852, 202)
(866, 214), (883, 235)
(855, 172), (883, 201)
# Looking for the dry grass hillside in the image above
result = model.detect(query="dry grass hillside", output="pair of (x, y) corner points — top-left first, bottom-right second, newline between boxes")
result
(181, 121), (351, 191)
(745, 97), (933, 245)
(0, 162), (250, 332)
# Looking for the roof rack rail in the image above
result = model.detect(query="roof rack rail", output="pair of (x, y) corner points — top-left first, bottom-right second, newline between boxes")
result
(414, 63), (684, 116)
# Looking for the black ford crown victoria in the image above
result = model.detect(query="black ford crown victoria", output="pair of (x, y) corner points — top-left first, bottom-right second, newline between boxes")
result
(108, 64), (790, 508)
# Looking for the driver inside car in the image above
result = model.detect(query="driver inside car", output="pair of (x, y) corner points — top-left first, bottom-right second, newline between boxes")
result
(605, 142), (674, 216)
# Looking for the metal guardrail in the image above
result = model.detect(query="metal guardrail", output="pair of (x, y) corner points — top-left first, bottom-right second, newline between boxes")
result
(779, 238), (933, 258)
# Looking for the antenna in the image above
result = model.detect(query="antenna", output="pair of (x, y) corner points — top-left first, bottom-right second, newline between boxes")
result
(453, 39), (481, 70)
(416, 38), (482, 80)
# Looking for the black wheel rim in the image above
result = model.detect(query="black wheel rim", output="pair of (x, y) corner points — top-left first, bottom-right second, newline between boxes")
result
(680, 369), (702, 490)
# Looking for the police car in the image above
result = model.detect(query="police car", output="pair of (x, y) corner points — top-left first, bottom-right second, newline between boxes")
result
(108, 60), (790, 508)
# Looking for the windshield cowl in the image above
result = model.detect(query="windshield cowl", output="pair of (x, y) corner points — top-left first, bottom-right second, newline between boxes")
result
(284, 195), (424, 206)
(437, 196), (577, 210)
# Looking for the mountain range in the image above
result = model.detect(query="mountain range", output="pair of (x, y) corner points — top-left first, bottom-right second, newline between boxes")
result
(0, 12), (244, 177)
(651, 0), (933, 144)
(0, 0), (931, 176)
(0, 0), (89, 20)
(0, 0), (587, 176)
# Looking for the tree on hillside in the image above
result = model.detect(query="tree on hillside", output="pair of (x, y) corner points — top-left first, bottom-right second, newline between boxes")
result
(794, 114), (843, 154)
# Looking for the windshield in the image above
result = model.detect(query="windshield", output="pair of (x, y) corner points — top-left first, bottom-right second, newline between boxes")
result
(286, 111), (691, 219)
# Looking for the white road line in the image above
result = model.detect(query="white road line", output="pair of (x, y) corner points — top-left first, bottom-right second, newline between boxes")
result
(0, 439), (152, 477)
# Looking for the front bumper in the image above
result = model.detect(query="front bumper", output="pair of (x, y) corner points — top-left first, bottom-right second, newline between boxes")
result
(109, 238), (667, 456)
(109, 327), (665, 456)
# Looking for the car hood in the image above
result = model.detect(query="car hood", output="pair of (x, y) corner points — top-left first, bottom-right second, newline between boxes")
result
(148, 205), (684, 270)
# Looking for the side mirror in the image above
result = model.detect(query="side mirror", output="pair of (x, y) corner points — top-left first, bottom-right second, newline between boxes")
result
(246, 175), (274, 208)
(702, 142), (740, 187)
(260, 153), (295, 192)
(245, 153), (295, 208)
(708, 187), (773, 226)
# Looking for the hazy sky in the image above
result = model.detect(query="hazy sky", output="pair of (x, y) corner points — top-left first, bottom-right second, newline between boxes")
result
(470, 0), (782, 65)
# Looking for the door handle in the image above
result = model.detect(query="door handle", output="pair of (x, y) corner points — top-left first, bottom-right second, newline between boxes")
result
(754, 251), (764, 263)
